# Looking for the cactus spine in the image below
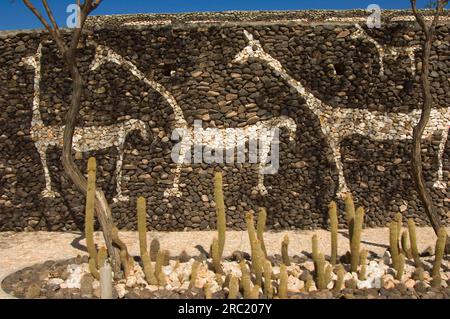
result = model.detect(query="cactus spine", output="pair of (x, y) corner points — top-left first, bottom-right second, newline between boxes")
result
(228, 275), (239, 299)
(389, 221), (399, 270)
(358, 249), (368, 281)
(137, 197), (158, 285)
(214, 172), (226, 258)
(407, 218), (422, 268)
(344, 193), (355, 243)
(211, 237), (223, 274)
(281, 235), (291, 266)
(85, 157), (98, 279)
(350, 207), (364, 272)
(396, 253), (405, 281)
(432, 228), (447, 278)
(257, 207), (268, 257)
(278, 264), (288, 299)
(328, 201), (338, 265)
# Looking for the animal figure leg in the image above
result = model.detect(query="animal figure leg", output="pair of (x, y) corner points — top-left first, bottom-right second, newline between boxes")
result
(328, 138), (350, 198)
(37, 143), (59, 198)
(252, 133), (273, 196)
(164, 143), (188, 198)
(433, 128), (448, 189)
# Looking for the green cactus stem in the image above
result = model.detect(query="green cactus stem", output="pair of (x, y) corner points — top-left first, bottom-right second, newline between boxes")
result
(312, 234), (319, 261)
(305, 273), (314, 292)
(240, 260), (252, 298)
(228, 275), (239, 299)
(263, 260), (273, 299)
(155, 250), (168, 286)
(395, 213), (402, 243)
(407, 218), (422, 268)
(211, 237), (223, 274)
(328, 201), (338, 265)
(204, 283), (213, 299)
(315, 253), (327, 289)
(389, 222), (399, 270)
(281, 235), (291, 266)
(214, 172), (226, 258)
(252, 239), (264, 287)
(257, 207), (268, 257)
(249, 285), (260, 299)
(432, 228), (447, 278)
(325, 265), (333, 286)
(396, 253), (405, 281)
(137, 197), (158, 285)
(111, 227), (131, 279)
(189, 260), (201, 289)
(401, 230), (412, 259)
(245, 212), (263, 278)
(358, 249), (368, 281)
(333, 265), (345, 292)
(97, 246), (108, 269)
(278, 264), (288, 299)
(149, 238), (160, 262)
(350, 207), (364, 272)
(344, 193), (355, 243)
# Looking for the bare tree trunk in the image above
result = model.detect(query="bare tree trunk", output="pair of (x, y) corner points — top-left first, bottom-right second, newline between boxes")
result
(410, 0), (450, 252)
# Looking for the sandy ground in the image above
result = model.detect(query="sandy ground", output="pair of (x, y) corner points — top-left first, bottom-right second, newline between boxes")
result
(1, 227), (449, 298)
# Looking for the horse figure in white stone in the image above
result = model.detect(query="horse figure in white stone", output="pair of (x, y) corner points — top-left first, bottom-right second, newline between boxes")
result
(233, 30), (450, 198)
(22, 43), (150, 202)
(90, 44), (297, 197)
(350, 24), (420, 76)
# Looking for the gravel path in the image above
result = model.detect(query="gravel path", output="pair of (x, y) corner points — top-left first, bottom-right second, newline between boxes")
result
(1, 227), (448, 298)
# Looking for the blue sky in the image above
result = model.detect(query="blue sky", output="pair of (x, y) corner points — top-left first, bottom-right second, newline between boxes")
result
(0, 0), (441, 30)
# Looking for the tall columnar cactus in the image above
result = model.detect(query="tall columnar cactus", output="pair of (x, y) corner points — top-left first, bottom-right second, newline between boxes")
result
(407, 218), (422, 268)
(395, 213), (402, 242)
(396, 253), (405, 281)
(389, 222), (399, 270)
(228, 275), (239, 299)
(315, 253), (327, 289)
(312, 234), (319, 261)
(111, 227), (132, 279)
(358, 249), (368, 281)
(401, 230), (412, 259)
(328, 201), (338, 265)
(97, 246), (108, 269)
(245, 212), (263, 278)
(252, 239), (264, 287)
(432, 228), (448, 278)
(257, 207), (268, 257)
(278, 264), (288, 299)
(211, 237), (223, 274)
(137, 197), (158, 285)
(85, 157), (98, 279)
(155, 250), (168, 286)
(214, 172), (226, 258)
(333, 265), (345, 292)
(240, 260), (252, 298)
(189, 260), (201, 289)
(281, 235), (291, 266)
(344, 193), (355, 242)
(350, 207), (364, 272)
(263, 260), (273, 299)
(325, 265), (333, 287)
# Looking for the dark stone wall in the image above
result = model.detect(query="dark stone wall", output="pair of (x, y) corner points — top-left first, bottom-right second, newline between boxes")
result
(0, 17), (449, 231)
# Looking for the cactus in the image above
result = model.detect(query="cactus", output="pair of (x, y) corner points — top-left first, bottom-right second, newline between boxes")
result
(344, 193), (355, 242)
(281, 235), (291, 266)
(136, 197), (158, 285)
(204, 283), (213, 299)
(155, 250), (168, 285)
(149, 238), (160, 262)
(350, 207), (364, 272)
(97, 246), (108, 269)
(211, 237), (223, 274)
(252, 239), (264, 287)
(315, 253), (327, 289)
(395, 213), (402, 241)
(325, 265), (333, 286)
(333, 265), (345, 292)
(432, 228), (447, 278)
(262, 260), (273, 299)
(312, 234), (319, 261)
(328, 201), (338, 265)
(407, 218), (422, 268)
(389, 222), (399, 270)
(358, 249), (368, 281)
(111, 227), (131, 279)
(189, 260), (201, 289)
(245, 212), (263, 278)
(228, 275), (239, 299)
(396, 253), (405, 281)
(256, 207), (268, 257)
(401, 230), (412, 259)
(249, 285), (260, 299)
(278, 264), (288, 299)
(85, 157), (98, 278)
(214, 172), (226, 258)
(305, 273), (314, 292)
(240, 260), (252, 298)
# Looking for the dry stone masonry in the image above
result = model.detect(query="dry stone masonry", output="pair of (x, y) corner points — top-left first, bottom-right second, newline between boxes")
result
(0, 10), (449, 231)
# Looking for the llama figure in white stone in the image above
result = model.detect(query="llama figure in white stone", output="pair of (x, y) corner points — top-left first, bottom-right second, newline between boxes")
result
(22, 43), (150, 202)
(351, 24), (420, 76)
(91, 44), (297, 197)
(233, 30), (449, 198)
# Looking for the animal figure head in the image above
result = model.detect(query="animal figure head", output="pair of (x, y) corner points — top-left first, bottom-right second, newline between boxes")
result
(232, 30), (265, 65)
(126, 119), (150, 141)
